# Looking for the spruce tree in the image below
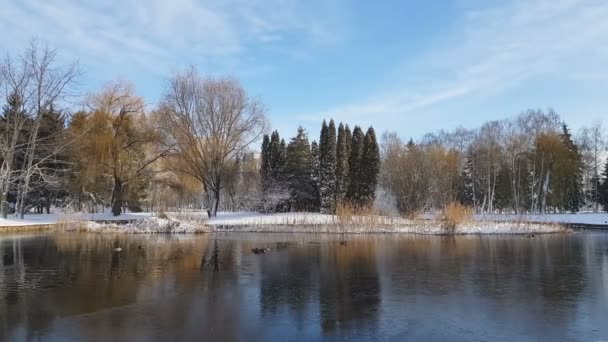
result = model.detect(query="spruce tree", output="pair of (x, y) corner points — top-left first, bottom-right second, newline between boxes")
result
(459, 149), (478, 208)
(556, 124), (583, 212)
(334, 122), (351, 206)
(346, 126), (364, 204)
(285, 127), (316, 210)
(310, 140), (321, 210)
(319, 119), (337, 213)
(599, 160), (608, 212)
(359, 127), (380, 207)
(34, 104), (68, 213)
(261, 131), (288, 212)
(260, 134), (271, 192)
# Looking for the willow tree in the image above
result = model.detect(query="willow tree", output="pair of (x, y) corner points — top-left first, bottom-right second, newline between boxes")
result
(73, 82), (168, 216)
(159, 68), (267, 216)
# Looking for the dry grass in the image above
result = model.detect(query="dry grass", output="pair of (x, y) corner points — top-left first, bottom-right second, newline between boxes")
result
(440, 202), (473, 233)
(334, 202), (395, 228)
(56, 214), (86, 230)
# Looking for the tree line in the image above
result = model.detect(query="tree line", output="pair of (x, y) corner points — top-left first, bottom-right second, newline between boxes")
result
(2, 41), (607, 219)
(1, 43), (267, 217)
(260, 120), (380, 213)
(381, 109), (608, 215)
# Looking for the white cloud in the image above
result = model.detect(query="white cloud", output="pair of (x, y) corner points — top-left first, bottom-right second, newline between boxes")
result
(0, 0), (341, 75)
(303, 0), (608, 124)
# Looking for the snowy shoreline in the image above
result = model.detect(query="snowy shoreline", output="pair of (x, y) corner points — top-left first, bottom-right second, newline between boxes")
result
(0, 211), (570, 235)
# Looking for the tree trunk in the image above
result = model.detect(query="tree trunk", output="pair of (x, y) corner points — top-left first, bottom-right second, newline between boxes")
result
(212, 188), (220, 217)
(111, 177), (123, 216)
(45, 196), (51, 214)
(1, 192), (8, 219)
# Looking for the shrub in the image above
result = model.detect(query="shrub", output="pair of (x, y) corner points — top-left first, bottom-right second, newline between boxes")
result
(440, 202), (472, 233)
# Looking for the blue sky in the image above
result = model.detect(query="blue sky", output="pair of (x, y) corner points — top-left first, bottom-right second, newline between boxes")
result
(2, 0), (607, 141)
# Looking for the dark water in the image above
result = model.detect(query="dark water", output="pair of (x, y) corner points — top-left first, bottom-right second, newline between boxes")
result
(1, 232), (607, 341)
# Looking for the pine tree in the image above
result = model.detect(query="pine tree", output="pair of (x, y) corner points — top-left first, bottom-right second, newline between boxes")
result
(33, 104), (68, 213)
(260, 134), (271, 193)
(555, 124), (583, 212)
(285, 127), (316, 210)
(359, 127), (380, 207)
(346, 126), (365, 204)
(319, 119), (337, 213)
(260, 131), (289, 212)
(599, 160), (608, 212)
(334, 122), (351, 206)
(310, 140), (321, 210)
(0, 91), (31, 218)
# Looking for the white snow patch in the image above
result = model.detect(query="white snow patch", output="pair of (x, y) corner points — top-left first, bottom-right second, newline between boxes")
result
(70, 217), (209, 234)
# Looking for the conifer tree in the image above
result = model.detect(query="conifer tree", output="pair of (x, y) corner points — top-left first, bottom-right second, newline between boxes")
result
(261, 130), (288, 212)
(260, 134), (271, 192)
(359, 127), (380, 207)
(310, 140), (321, 210)
(335, 123), (351, 206)
(33, 104), (68, 213)
(319, 119), (337, 213)
(346, 126), (364, 204)
(599, 160), (608, 212)
(555, 124), (583, 212)
(0, 91), (30, 218)
(285, 127), (316, 210)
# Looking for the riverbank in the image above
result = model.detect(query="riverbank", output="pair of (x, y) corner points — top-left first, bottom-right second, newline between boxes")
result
(0, 211), (574, 234)
(0, 211), (568, 235)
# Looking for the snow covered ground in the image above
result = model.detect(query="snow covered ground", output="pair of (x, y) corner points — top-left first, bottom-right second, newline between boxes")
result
(207, 212), (564, 234)
(475, 213), (608, 226)
(0, 210), (574, 234)
(0, 212), (152, 227)
(207, 212), (402, 226)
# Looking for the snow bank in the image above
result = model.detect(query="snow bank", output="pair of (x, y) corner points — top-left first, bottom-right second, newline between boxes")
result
(475, 213), (608, 226)
(209, 212), (566, 235)
(0, 210), (569, 235)
(64, 217), (209, 234)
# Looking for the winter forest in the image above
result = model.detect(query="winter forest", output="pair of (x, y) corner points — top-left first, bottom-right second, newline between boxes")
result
(1, 42), (608, 220)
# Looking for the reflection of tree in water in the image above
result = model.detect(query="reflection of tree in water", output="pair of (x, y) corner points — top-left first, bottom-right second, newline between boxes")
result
(380, 235), (588, 333)
(378, 236), (470, 297)
(318, 241), (381, 336)
(259, 242), (320, 328)
(200, 238), (221, 272)
(471, 236), (586, 321)
(0, 234), (211, 340)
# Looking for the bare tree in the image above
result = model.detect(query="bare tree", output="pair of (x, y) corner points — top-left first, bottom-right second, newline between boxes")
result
(577, 120), (606, 212)
(1, 40), (79, 218)
(159, 68), (268, 216)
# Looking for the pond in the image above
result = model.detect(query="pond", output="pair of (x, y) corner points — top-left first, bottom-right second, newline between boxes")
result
(1, 232), (607, 341)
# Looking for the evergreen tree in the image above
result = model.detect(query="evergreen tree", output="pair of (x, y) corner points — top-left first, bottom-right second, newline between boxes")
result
(260, 134), (271, 193)
(0, 91), (32, 217)
(459, 148), (482, 210)
(260, 131), (289, 212)
(32, 104), (68, 213)
(346, 126), (364, 203)
(334, 122), (351, 206)
(285, 127), (316, 211)
(600, 160), (608, 212)
(319, 119), (337, 213)
(554, 124), (583, 212)
(310, 140), (321, 210)
(359, 127), (380, 207)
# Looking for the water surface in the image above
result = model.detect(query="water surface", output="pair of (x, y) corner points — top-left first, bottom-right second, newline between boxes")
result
(1, 232), (607, 341)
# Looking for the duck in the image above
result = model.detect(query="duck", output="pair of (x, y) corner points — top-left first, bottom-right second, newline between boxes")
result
(340, 241), (348, 246)
(114, 247), (122, 252)
(251, 247), (270, 255)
